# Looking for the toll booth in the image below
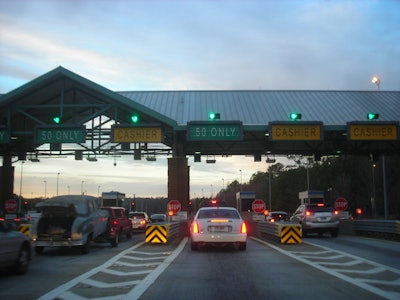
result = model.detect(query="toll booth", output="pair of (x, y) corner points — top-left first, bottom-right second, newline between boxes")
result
(236, 191), (256, 212)
(298, 190), (324, 205)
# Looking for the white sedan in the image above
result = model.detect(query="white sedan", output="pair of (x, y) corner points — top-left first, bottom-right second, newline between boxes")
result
(190, 207), (247, 251)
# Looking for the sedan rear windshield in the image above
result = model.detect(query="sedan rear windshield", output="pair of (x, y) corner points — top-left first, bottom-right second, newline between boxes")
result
(197, 209), (240, 219)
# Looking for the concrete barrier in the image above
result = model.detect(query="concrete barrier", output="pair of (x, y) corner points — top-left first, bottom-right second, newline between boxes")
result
(145, 221), (187, 244)
(258, 221), (302, 244)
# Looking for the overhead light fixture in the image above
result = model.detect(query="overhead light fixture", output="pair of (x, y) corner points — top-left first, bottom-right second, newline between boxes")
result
(87, 157), (98, 162)
(206, 155), (216, 163)
(146, 155), (156, 161)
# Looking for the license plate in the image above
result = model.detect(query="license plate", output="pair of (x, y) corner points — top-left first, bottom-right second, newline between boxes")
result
(209, 226), (230, 232)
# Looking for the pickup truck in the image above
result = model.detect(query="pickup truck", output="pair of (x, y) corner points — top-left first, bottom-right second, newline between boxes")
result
(31, 195), (109, 254)
(100, 207), (133, 247)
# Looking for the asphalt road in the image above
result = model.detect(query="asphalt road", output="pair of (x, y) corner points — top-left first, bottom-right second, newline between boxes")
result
(0, 234), (399, 300)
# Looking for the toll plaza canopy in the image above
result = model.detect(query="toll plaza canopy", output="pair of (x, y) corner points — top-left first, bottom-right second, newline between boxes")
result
(0, 66), (399, 210)
(0, 66), (399, 161)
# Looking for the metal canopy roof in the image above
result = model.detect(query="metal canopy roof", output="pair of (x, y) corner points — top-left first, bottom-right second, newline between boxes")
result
(0, 66), (399, 159)
(119, 90), (400, 127)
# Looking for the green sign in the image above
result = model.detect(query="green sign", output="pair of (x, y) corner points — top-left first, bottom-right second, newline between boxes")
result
(0, 129), (10, 144)
(187, 121), (243, 141)
(36, 126), (86, 143)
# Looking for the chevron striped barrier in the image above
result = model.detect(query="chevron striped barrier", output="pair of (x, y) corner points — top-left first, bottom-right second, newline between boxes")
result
(18, 223), (32, 237)
(258, 221), (302, 244)
(145, 222), (185, 244)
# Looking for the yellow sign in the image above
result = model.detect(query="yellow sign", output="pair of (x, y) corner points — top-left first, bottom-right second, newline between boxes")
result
(270, 124), (322, 141)
(349, 124), (398, 140)
(112, 127), (162, 143)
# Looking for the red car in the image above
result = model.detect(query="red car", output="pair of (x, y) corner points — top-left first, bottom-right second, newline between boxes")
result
(101, 207), (133, 247)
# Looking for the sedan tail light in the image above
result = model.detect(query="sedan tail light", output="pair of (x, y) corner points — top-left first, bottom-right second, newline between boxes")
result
(192, 222), (199, 234)
(334, 210), (339, 216)
(305, 210), (313, 216)
(240, 222), (247, 234)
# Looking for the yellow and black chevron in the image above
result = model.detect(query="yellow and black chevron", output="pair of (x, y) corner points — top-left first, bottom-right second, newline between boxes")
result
(18, 224), (31, 237)
(145, 224), (169, 243)
(280, 225), (302, 244)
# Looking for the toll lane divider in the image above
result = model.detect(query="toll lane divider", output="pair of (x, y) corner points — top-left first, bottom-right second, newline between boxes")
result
(257, 221), (302, 244)
(18, 223), (32, 236)
(145, 221), (188, 244)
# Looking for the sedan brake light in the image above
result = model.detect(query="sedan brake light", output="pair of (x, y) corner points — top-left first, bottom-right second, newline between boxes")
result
(192, 222), (199, 233)
(334, 210), (339, 215)
(240, 222), (247, 234)
(305, 210), (313, 216)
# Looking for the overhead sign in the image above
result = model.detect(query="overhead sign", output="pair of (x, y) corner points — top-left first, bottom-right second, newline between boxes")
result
(252, 199), (266, 213)
(269, 122), (323, 141)
(334, 197), (348, 211)
(5, 199), (17, 213)
(36, 126), (86, 143)
(347, 122), (398, 141)
(0, 128), (10, 144)
(167, 200), (181, 214)
(112, 126), (163, 143)
(187, 121), (243, 141)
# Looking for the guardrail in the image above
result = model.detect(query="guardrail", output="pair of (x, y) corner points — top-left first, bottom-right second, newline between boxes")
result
(257, 221), (302, 244)
(353, 220), (400, 240)
(145, 221), (188, 244)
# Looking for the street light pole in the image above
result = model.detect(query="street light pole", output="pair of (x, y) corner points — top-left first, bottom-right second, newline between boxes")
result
(81, 181), (85, 195)
(19, 161), (24, 212)
(56, 173), (60, 196)
(239, 169), (243, 191)
(43, 180), (47, 198)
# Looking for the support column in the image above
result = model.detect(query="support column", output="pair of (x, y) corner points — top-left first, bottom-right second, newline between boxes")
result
(168, 157), (189, 213)
(0, 153), (14, 212)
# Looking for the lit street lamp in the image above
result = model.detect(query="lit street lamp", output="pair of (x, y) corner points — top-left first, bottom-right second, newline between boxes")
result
(371, 76), (380, 91)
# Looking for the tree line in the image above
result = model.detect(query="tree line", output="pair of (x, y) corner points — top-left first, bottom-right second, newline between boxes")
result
(214, 155), (400, 219)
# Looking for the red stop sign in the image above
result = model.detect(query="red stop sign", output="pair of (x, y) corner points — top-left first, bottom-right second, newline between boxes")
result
(5, 199), (18, 213)
(167, 200), (181, 214)
(335, 197), (348, 211)
(252, 199), (266, 213)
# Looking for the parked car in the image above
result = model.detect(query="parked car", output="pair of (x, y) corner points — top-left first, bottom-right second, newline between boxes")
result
(190, 206), (247, 251)
(31, 195), (109, 254)
(129, 212), (150, 231)
(101, 207), (133, 247)
(0, 220), (32, 274)
(290, 203), (339, 237)
(266, 211), (289, 222)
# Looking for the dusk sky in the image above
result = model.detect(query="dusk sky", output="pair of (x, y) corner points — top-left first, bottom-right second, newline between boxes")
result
(1, 0), (399, 199)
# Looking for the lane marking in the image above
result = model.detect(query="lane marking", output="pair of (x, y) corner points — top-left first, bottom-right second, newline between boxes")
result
(251, 237), (400, 300)
(124, 237), (188, 300)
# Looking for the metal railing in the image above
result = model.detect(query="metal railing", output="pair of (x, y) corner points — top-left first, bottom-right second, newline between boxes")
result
(353, 220), (400, 240)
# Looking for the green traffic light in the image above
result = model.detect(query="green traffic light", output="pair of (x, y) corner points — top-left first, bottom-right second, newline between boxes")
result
(208, 112), (220, 120)
(289, 112), (302, 121)
(367, 113), (379, 120)
(131, 115), (139, 123)
(53, 116), (61, 124)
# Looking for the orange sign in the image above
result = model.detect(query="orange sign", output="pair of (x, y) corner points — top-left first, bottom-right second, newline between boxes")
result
(112, 127), (163, 143)
(348, 124), (398, 141)
(270, 124), (322, 141)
